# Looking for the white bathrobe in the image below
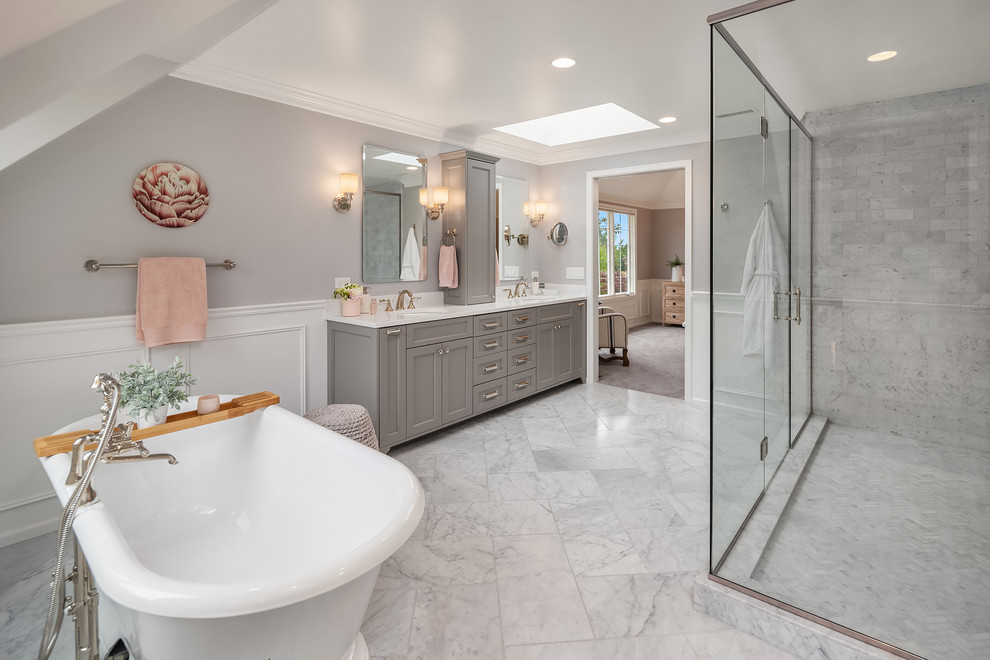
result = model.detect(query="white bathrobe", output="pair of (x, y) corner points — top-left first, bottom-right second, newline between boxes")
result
(740, 203), (789, 366)
(399, 227), (421, 281)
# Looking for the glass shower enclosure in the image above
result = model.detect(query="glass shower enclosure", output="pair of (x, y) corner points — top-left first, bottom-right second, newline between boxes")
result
(710, 25), (812, 570)
(709, 1), (989, 658)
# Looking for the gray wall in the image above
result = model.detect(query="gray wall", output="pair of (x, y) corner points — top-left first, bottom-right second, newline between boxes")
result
(536, 142), (710, 292)
(647, 208), (686, 280)
(0, 77), (540, 324)
(807, 84), (990, 448)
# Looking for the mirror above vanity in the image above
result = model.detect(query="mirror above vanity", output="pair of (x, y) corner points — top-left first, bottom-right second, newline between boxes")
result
(362, 145), (428, 283)
(496, 175), (529, 282)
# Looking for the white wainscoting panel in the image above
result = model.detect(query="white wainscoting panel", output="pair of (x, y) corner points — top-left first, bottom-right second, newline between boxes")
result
(0, 301), (328, 548)
(689, 292), (709, 405)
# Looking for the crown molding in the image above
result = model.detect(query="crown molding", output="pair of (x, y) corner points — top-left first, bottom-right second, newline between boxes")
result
(170, 61), (707, 167)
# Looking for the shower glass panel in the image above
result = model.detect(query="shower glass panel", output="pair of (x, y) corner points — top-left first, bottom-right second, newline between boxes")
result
(762, 90), (791, 480)
(790, 126), (812, 442)
(710, 28), (769, 568)
(710, 25), (812, 572)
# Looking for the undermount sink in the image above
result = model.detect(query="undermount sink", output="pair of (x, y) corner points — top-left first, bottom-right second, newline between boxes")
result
(395, 308), (447, 319)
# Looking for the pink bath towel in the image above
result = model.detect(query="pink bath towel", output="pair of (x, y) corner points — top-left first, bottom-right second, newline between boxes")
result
(136, 257), (207, 347)
(438, 245), (458, 288)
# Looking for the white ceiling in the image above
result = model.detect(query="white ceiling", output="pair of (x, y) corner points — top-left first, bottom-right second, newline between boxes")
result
(3, 0), (989, 170)
(599, 171), (685, 210)
(173, 0), (738, 165)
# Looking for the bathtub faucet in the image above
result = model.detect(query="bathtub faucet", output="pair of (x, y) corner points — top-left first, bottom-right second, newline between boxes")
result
(100, 421), (178, 466)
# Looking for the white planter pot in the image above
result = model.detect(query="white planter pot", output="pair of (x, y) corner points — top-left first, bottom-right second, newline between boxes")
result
(672, 266), (683, 283)
(140, 405), (169, 428)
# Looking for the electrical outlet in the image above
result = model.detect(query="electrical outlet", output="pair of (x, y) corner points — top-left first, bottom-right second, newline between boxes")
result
(565, 267), (584, 280)
(334, 277), (350, 289)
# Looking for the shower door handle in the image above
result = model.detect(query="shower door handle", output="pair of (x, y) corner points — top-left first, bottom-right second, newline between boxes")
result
(774, 287), (802, 325)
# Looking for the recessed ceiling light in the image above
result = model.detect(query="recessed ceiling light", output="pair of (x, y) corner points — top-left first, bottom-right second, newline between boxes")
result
(658, 116), (677, 124)
(551, 57), (576, 69)
(867, 50), (897, 62)
(493, 103), (658, 147)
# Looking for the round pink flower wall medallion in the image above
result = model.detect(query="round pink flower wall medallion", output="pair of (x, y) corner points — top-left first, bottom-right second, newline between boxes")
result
(132, 162), (210, 228)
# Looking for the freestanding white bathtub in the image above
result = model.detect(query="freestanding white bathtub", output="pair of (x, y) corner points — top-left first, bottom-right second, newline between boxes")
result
(40, 398), (424, 659)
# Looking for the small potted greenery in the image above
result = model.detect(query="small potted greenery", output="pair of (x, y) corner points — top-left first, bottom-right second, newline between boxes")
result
(667, 254), (684, 282)
(116, 357), (197, 427)
(334, 282), (363, 317)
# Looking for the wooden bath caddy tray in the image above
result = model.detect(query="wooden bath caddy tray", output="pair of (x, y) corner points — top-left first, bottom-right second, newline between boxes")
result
(33, 391), (280, 458)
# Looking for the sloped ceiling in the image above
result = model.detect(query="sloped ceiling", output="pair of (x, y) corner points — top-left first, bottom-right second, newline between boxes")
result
(0, 0), (278, 172)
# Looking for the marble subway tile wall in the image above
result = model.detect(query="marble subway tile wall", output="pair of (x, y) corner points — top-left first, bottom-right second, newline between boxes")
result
(806, 84), (990, 448)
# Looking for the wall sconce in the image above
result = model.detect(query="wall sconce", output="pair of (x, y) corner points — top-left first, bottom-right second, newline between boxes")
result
(419, 187), (449, 220)
(334, 173), (359, 213)
(526, 201), (549, 226)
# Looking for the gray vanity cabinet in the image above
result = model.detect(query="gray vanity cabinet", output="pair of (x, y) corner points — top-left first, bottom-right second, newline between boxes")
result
(405, 337), (473, 436)
(377, 327), (406, 447)
(328, 300), (584, 453)
(536, 302), (587, 390)
(440, 150), (499, 306)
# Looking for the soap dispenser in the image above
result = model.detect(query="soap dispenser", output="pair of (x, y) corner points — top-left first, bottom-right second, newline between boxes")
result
(361, 287), (372, 314)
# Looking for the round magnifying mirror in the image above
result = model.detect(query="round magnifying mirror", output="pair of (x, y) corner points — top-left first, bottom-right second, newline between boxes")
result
(548, 222), (568, 245)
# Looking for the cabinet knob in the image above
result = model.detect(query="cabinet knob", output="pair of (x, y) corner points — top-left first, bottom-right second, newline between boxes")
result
(437, 348), (443, 355)
(445, 347), (450, 354)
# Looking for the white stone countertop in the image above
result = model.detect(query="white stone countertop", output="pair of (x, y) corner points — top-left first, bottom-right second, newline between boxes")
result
(325, 286), (588, 329)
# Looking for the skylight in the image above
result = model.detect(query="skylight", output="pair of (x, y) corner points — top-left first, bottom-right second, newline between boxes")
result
(493, 103), (658, 147)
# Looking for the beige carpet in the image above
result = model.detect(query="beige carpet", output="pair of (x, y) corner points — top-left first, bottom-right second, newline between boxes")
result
(597, 323), (685, 399)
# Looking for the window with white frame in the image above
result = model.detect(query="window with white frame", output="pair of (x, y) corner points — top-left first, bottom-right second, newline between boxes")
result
(598, 204), (636, 296)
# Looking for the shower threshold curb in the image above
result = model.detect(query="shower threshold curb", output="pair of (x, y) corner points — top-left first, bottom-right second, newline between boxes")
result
(694, 574), (911, 660)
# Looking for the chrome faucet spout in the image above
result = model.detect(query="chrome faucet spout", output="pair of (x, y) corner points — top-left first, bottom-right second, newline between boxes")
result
(104, 452), (178, 465)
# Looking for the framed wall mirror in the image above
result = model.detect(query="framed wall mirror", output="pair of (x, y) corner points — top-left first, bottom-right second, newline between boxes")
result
(496, 175), (529, 281)
(362, 144), (428, 283)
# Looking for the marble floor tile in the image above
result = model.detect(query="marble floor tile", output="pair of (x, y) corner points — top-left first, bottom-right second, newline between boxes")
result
(375, 537), (495, 589)
(576, 572), (729, 639)
(629, 525), (709, 574)
(488, 471), (602, 501)
(504, 633), (700, 660)
(362, 588), (417, 657)
(484, 436), (538, 473)
(407, 583), (503, 660)
(425, 500), (556, 540)
(533, 448), (637, 472)
(493, 533), (594, 646)
(417, 452), (490, 504)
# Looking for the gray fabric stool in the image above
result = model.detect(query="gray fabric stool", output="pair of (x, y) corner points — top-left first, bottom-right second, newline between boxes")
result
(304, 403), (379, 451)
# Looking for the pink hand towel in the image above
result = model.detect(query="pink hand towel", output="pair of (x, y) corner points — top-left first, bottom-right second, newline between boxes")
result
(419, 245), (428, 280)
(438, 245), (458, 288)
(136, 257), (208, 347)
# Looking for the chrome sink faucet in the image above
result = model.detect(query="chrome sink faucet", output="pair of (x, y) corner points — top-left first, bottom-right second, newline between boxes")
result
(513, 281), (530, 298)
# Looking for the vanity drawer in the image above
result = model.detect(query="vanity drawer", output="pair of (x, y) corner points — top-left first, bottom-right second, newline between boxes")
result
(537, 302), (576, 324)
(474, 312), (508, 335)
(508, 328), (535, 348)
(507, 344), (537, 374)
(473, 379), (507, 413)
(508, 311), (536, 328)
(405, 316), (473, 348)
(507, 368), (537, 402)
(473, 353), (507, 385)
(474, 332), (507, 356)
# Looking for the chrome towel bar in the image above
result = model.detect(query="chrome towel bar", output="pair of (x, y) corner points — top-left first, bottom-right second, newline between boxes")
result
(84, 259), (236, 272)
